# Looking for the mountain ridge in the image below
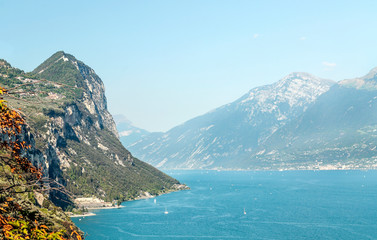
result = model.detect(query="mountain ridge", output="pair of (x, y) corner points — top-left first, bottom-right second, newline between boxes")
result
(127, 72), (334, 169)
(127, 67), (377, 170)
(0, 52), (185, 210)
(33, 51), (119, 137)
(247, 68), (377, 170)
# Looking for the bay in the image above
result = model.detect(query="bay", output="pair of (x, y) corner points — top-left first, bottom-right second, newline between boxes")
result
(73, 170), (377, 239)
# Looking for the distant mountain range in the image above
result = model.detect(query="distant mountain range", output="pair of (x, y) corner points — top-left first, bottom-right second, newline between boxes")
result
(113, 114), (150, 147)
(126, 71), (377, 170)
(250, 68), (377, 170)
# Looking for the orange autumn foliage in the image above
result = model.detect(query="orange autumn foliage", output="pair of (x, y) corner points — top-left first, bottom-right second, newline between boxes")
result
(0, 87), (42, 180)
(0, 86), (82, 240)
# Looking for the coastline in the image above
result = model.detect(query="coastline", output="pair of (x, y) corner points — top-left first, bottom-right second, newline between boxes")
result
(68, 184), (189, 218)
(86, 205), (125, 210)
(69, 212), (96, 218)
(68, 205), (125, 218)
(163, 166), (377, 171)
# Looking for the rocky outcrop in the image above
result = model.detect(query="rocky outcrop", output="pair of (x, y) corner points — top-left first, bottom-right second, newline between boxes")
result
(34, 51), (119, 138)
(1, 52), (182, 209)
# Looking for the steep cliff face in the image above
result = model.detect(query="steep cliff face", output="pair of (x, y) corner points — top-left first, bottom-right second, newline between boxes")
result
(0, 53), (183, 209)
(33, 51), (118, 138)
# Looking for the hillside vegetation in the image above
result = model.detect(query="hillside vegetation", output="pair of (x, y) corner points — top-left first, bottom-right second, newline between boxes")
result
(0, 86), (83, 239)
(0, 52), (184, 210)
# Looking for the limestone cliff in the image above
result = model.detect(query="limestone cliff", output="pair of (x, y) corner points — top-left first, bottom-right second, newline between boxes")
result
(33, 51), (118, 138)
(0, 53), (183, 209)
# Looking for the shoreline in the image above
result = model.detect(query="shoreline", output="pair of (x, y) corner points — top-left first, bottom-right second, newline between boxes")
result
(86, 205), (125, 210)
(68, 206), (124, 218)
(68, 185), (189, 218)
(163, 167), (377, 172)
(68, 212), (96, 218)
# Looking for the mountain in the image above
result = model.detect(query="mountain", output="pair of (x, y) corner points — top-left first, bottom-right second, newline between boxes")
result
(0, 59), (83, 239)
(128, 73), (334, 169)
(0, 52), (185, 209)
(33, 51), (119, 137)
(113, 114), (150, 147)
(249, 67), (377, 170)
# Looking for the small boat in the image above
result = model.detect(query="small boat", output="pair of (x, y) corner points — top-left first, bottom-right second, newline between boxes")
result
(243, 208), (247, 215)
(154, 199), (157, 204)
(164, 207), (169, 214)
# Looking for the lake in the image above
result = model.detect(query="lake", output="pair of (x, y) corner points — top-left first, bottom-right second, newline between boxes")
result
(73, 170), (377, 239)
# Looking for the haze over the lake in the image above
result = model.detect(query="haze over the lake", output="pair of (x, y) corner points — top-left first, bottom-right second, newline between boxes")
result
(2, 0), (377, 132)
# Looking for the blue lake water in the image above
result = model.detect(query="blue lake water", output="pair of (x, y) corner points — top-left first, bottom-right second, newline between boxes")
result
(73, 170), (377, 239)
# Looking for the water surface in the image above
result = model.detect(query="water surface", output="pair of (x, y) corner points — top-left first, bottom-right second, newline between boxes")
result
(73, 170), (377, 239)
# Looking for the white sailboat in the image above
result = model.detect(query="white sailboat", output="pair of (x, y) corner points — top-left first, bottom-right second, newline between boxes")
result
(243, 208), (247, 215)
(164, 207), (169, 214)
(154, 198), (157, 204)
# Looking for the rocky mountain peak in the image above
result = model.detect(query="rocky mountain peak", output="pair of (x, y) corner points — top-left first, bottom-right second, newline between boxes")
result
(363, 66), (377, 80)
(339, 66), (377, 90)
(33, 51), (119, 138)
(0, 54), (183, 209)
(33, 51), (99, 85)
(127, 71), (335, 170)
(275, 72), (333, 91)
(240, 72), (334, 108)
(280, 72), (318, 81)
(33, 51), (68, 75)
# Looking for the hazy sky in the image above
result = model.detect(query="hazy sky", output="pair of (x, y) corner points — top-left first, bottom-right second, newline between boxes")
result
(1, 0), (377, 132)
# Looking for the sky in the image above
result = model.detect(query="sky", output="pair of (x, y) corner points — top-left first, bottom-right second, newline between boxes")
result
(1, 0), (377, 132)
